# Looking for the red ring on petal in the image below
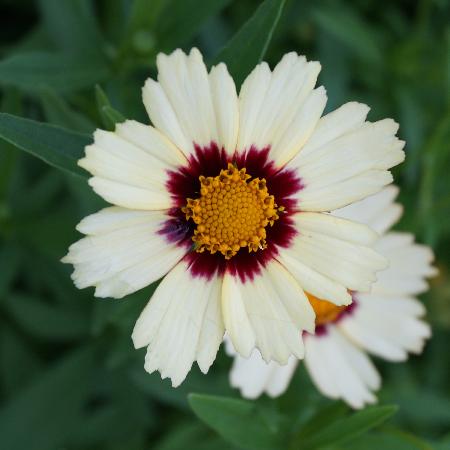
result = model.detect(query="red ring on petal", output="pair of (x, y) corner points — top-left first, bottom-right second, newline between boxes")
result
(160, 142), (304, 282)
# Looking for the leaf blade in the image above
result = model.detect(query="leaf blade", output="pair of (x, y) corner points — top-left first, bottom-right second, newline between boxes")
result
(0, 113), (90, 177)
(188, 393), (283, 450)
(213, 0), (287, 88)
(300, 405), (398, 449)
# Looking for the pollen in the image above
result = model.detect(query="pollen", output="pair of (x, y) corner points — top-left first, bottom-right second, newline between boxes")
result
(182, 163), (283, 259)
(306, 293), (348, 326)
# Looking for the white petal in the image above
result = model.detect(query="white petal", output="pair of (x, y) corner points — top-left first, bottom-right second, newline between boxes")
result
(79, 128), (178, 210)
(62, 208), (186, 298)
(341, 230), (434, 361)
(299, 102), (370, 158)
(142, 78), (191, 153)
(144, 48), (219, 156)
(340, 297), (431, 361)
(196, 280), (225, 374)
(372, 232), (438, 296)
(209, 63), (239, 155)
(333, 185), (403, 234)
(229, 346), (297, 399)
(237, 53), (323, 166)
(278, 253), (351, 306)
(265, 357), (298, 398)
(115, 120), (186, 166)
(288, 115), (405, 211)
(279, 212), (387, 302)
(132, 260), (223, 387)
(305, 330), (380, 409)
(222, 260), (315, 363)
(221, 274), (256, 357)
(269, 87), (327, 167)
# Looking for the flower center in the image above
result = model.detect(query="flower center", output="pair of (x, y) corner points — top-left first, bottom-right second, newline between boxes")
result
(182, 163), (283, 259)
(306, 293), (348, 326)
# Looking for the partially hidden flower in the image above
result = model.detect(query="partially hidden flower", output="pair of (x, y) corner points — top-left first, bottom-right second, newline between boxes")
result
(228, 186), (437, 408)
(63, 48), (404, 386)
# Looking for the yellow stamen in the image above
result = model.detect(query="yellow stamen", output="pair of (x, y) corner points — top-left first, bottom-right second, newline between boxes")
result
(182, 163), (282, 259)
(306, 292), (347, 326)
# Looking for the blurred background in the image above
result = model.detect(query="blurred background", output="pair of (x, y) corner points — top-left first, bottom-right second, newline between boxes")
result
(0, 0), (449, 449)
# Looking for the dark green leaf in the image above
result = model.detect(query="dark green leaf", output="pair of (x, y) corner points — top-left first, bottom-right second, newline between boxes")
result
(0, 52), (109, 94)
(0, 345), (97, 450)
(300, 405), (398, 449)
(213, 0), (286, 88)
(155, 0), (231, 51)
(343, 429), (434, 450)
(188, 393), (284, 450)
(96, 84), (126, 130)
(40, 88), (96, 133)
(37, 0), (105, 57)
(0, 113), (90, 177)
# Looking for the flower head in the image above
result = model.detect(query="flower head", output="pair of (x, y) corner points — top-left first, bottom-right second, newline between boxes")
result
(228, 186), (437, 408)
(63, 48), (405, 386)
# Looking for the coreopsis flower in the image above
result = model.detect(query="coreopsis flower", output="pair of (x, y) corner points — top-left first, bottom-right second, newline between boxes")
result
(63, 48), (405, 386)
(228, 186), (436, 408)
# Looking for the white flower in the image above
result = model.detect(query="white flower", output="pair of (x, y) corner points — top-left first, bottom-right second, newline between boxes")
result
(228, 186), (437, 408)
(63, 48), (404, 387)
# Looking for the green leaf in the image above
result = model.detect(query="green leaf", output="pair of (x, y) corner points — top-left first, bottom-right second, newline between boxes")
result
(0, 52), (109, 94)
(37, 0), (105, 57)
(213, 0), (287, 88)
(300, 405), (398, 450)
(293, 402), (349, 442)
(155, 0), (231, 51)
(188, 393), (283, 450)
(343, 429), (434, 450)
(0, 113), (90, 177)
(0, 345), (97, 450)
(40, 88), (96, 133)
(95, 85), (126, 130)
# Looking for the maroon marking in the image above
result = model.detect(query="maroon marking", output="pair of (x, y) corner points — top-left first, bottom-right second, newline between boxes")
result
(160, 143), (304, 282)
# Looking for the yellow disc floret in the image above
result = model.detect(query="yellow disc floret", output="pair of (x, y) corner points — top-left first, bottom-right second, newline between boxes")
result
(306, 293), (348, 326)
(182, 163), (283, 259)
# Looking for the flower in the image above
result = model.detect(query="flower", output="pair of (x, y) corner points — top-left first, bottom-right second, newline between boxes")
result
(63, 48), (405, 387)
(228, 186), (437, 408)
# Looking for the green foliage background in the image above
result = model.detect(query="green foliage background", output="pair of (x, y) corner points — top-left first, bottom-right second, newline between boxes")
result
(0, 0), (449, 449)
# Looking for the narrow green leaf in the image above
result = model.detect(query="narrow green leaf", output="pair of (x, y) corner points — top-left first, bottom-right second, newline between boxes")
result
(95, 84), (126, 130)
(300, 405), (398, 450)
(0, 113), (90, 177)
(0, 345), (97, 450)
(37, 0), (105, 57)
(188, 393), (283, 450)
(40, 88), (96, 133)
(0, 52), (109, 94)
(213, 0), (287, 88)
(102, 105), (126, 126)
(155, 0), (231, 51)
